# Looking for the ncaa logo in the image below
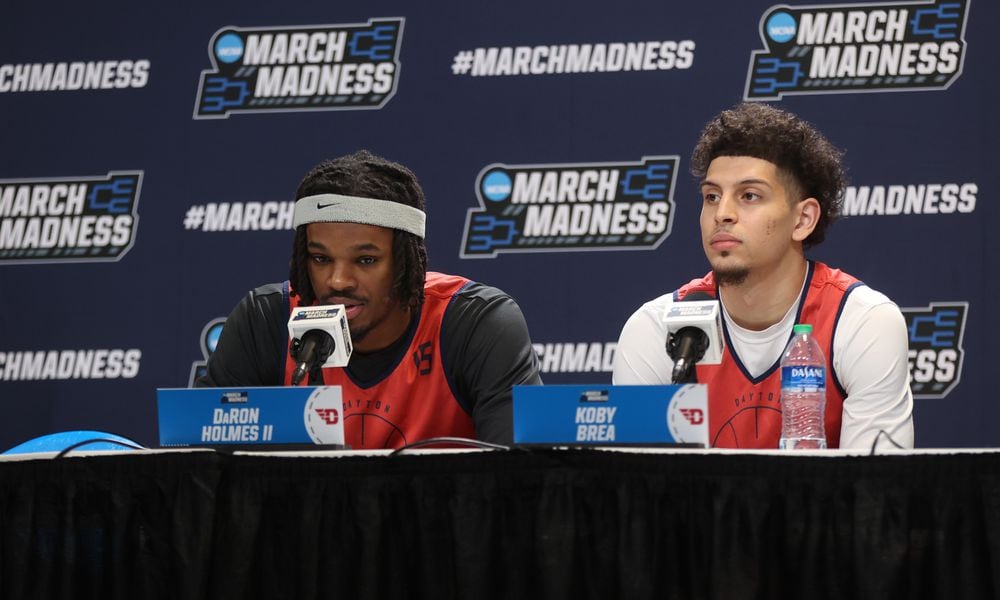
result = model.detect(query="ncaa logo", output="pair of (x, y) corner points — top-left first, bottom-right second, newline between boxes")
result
(766, 12), (797, 43)
(215, 33), (244, 63)
(482, 170), (512, 202)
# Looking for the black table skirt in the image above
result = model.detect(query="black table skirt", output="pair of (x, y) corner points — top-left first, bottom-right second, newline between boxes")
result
(1, 449), (998, 599)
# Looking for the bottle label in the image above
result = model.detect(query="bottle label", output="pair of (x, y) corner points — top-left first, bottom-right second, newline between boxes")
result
(781, 366), (825, 391)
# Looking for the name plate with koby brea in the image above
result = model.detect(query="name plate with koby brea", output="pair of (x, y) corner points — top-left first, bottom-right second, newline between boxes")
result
(156, 386), (345, 448)
(513, 384), (708, 447)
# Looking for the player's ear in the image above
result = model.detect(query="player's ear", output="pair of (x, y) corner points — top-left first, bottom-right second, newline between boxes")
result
(792, 198), (820, 242)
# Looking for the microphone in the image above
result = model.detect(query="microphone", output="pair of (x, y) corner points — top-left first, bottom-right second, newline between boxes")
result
(664, 292), (724, 384)
(287, 305), (353, 386)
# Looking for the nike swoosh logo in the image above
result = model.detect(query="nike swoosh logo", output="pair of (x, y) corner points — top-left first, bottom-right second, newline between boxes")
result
(316, 202), (340, 210)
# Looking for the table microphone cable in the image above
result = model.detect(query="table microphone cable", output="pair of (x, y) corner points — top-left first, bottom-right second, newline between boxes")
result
(868, 429), (906, 455)
(389, 437), (510, 456)
(54, 438), (146, 459)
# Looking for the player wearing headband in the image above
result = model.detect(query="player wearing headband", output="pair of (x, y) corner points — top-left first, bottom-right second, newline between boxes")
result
(198, 150), (542, 448)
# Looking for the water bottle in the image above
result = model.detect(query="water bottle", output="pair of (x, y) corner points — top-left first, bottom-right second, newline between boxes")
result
(778, 323), (827, 450)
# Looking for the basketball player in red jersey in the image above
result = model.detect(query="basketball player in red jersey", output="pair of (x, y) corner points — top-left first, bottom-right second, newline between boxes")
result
(200, 150), (542, 449)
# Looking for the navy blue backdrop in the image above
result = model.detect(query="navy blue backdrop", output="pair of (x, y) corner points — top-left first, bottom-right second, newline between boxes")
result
(1, 0), (994, 449)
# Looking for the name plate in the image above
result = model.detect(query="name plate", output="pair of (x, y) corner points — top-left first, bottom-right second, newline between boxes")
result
(157, 386), (345, 447)
(513, 384), (708, 446)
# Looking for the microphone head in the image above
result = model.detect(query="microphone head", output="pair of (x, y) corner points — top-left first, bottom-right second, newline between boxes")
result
(662, 296), (725, 366)
(289, 330), (335, 361)
(287, 304), (353, 368)
(289, 330), (336, 385)
(666, 326), (710, 360)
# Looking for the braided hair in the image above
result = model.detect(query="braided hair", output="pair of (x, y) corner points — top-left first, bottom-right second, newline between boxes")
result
(288, 150), (428, 308)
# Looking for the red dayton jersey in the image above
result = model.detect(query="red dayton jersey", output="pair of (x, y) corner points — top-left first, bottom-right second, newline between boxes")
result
(677, 262), (861, 449)
(284, 272), (475, 449)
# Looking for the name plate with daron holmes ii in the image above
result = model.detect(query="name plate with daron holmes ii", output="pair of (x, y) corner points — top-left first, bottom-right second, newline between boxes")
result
(156, 386), (345, 448)
(512, 384), (708, 446)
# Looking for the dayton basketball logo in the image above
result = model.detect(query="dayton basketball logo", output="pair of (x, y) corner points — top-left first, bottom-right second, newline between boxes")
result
(666, 384), (709, 444)
(304, 387), (346, 445)
(194, 17), (404, 118)
(745, 0), (969, 100)
(461, 156), (678, 258)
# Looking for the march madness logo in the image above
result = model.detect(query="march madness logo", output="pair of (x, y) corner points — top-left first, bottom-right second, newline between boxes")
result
(902, 301), (967, 399)
(189, 317), (226, 386)
(745, 0), (969, 100)
(0, 172), (142, 264)
(194, 17), (404, 118)
(461, 156), (678, 258)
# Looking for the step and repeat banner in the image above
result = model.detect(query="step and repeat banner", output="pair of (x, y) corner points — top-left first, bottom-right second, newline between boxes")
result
(1, 0), (994, 449)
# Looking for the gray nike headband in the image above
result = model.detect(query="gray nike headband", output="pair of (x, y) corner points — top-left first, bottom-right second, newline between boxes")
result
(293, 193), (426, 238)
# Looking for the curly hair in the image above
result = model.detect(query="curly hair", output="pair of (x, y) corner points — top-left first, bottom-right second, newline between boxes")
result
(288, 150), (428, 309)
(690, 103), (847, 248)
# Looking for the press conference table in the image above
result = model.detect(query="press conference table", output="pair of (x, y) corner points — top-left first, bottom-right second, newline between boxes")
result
(1, 446), (998, 600)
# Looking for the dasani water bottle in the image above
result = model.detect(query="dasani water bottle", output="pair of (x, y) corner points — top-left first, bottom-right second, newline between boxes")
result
(779, 323), (827, 449)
